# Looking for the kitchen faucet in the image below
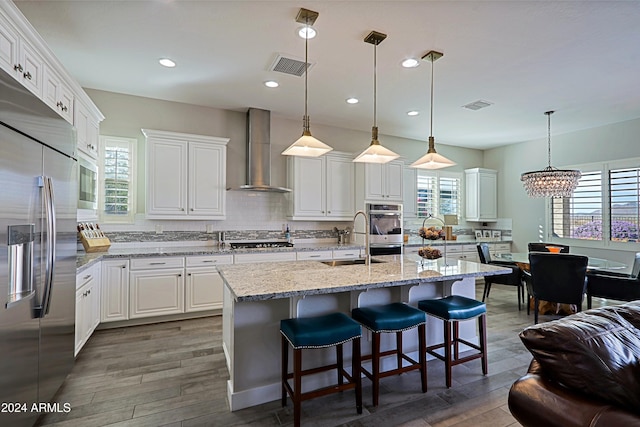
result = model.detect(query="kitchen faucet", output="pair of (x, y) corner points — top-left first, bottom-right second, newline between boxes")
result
(333, 227), (350, 245)
(353, 210), (370, 265)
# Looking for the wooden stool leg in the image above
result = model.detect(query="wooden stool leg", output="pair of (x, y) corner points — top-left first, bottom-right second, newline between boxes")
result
(396, 331), (403, 369)
(479, 314), (488, 375)
(372, 332), (381, 407)
(336, 343), (344, 386)
(353, 337), (363, 414)
(293, 348), (302, 427)
(444, 320), (452, 388)
(418, 324), (427, 393)
(453, 321), (459, 360)
(282, 334), (288, 407)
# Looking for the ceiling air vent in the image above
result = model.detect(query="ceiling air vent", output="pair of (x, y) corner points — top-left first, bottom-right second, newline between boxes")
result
(462, 100), (493, 111)
(269, 54), (313, 77)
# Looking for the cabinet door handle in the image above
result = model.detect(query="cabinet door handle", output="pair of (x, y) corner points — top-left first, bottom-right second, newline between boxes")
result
(62, 105), (68, 112)
(149, 262), (166, 265)
(23, 71), (32, 80)
(309, 255), (321, 258)
(201, 260), (216, 263)
(187, 273), (192, 276)
(14, 64), (23, 72)
(121, 265), (127, 269)
(190, 208), (194, 211)
(178, 273), (182, 277)
(83, 275), (91, 280)
(327, 211), (331, 214)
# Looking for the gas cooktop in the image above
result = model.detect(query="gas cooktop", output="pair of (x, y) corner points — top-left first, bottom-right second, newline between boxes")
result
(229, 241), (294, 249)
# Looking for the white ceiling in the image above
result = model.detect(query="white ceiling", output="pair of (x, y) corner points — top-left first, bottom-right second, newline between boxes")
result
(14, 1), (640, 150)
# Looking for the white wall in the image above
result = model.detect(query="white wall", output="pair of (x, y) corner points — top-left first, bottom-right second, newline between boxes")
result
(86, 89), (484, 232)
(484, 117), (640, 264)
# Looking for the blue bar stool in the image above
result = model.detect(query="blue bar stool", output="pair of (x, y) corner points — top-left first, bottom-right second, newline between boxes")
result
(418, 295), (488, 388)
(280, 312), (362, 427)
(351, 302), (427, 406)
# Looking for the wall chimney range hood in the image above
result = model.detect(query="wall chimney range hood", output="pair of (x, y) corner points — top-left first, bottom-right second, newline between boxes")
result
(238, 108), (291, 192)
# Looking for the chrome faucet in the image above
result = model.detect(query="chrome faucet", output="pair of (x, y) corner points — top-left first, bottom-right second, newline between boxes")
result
(333, 227), (350, 245)
(353, 210), (370, 265)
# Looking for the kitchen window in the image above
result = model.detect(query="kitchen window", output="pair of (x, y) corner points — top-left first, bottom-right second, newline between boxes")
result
(416, 171), (461, 218)
(551, 158), (640, 246)
(99, 136), (136, 223)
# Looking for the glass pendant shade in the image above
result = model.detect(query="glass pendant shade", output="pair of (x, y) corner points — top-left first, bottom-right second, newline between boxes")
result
(521, 111), (581, 198)
(353, 126), (400, 163)
(353, 31), (399, 164)
(282, 8), (332, 158)
(282, 127), (333, 157)
(411, 136), (456, 169)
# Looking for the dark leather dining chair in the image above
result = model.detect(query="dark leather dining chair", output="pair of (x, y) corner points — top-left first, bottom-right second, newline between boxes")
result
(477, 243), (524, 310)
(525, 253), (588, 324)
(586, 252), (640, 308)
(527, 242), (570, 253)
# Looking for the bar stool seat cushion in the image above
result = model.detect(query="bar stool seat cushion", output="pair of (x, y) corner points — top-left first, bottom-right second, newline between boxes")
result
(419, 296), (486, 320)
(352, 302), (426, 333)
(280, 312), (361, 349)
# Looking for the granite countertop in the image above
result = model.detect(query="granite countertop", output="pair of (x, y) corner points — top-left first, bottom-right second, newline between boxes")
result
(76, 241), (365, 272)
(218, 254), (511, 302)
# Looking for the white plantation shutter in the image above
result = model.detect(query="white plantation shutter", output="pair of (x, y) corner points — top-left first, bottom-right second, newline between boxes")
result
(609, 167), (640, 242)
(100, 136), (136, 223)
(416, 171), (461, 218)
(551, 170), (602, 240)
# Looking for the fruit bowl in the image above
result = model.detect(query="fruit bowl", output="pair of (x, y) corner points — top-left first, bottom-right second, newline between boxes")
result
(418, 226), (445, 240)
(418, 246), (442, 260)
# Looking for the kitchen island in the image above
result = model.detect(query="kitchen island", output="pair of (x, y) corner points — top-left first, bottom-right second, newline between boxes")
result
(219, 254), (510, 410)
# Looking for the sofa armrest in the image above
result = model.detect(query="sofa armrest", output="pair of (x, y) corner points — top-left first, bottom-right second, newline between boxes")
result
(508, 370), (640, 427)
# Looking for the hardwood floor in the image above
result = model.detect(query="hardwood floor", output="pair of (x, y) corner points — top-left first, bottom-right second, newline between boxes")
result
(36, 285), (611, 427)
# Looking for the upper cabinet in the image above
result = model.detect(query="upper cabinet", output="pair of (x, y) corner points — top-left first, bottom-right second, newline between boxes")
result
(287, 151), (355, 220)
(143, 129), (228, 220)
(75, 98), (100, 159)
(355, 160), (404, 206)
(0, 2), (103, 130)
(403, 167), (418, 218)
(465, 168), (498, 221)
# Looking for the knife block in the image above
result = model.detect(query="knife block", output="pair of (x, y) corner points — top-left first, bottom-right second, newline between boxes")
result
(79, 232), (111, 253)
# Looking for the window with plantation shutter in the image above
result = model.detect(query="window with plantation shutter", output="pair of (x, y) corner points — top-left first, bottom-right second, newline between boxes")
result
(99, 136), (136, 223)
(609, 167), (640, 242)
(551, 171), (602, 240)
(416, 171), (461, 218)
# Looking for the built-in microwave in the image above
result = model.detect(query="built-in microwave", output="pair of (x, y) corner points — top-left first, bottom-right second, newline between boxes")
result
(78, 155), (98, 210)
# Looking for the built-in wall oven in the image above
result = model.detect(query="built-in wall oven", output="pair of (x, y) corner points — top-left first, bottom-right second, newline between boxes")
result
(367, 203), (403, 255)
(78, 154), (98, 210)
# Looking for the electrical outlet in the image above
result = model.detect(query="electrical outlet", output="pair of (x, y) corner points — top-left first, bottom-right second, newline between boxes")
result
(206, 224), (214, 233)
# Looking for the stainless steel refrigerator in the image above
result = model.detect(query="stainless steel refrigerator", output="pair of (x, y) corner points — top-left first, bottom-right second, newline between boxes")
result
(0, 68), (77, 426)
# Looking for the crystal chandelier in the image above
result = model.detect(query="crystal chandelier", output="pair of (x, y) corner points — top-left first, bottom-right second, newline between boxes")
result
(521, 111), (581, 198)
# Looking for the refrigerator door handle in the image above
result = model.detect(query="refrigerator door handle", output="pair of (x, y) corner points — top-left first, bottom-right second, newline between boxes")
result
(35, 176), (56, 318)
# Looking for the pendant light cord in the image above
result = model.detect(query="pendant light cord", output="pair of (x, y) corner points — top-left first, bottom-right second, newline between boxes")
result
(430, 55), (434, 138)
(373, 40), (377, 128)
(546, 110), (554, 167)
(304, 18), (309, 125)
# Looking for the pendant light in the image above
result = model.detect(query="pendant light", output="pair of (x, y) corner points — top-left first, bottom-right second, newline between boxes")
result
(411, 51), (456, 169)
(353, 31), (400, 163)
(521, 111), (581, 198)
(282, 8), (333, 157)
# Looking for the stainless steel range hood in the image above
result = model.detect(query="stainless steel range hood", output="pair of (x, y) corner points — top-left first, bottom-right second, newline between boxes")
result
(238, 108), (291, 192)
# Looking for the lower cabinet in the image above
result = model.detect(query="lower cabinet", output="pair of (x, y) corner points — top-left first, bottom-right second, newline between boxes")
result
(101, 259), (129, 323)
(185, 254), (233, 312)
(130, 265), (185, 319)
(75, 262), (101, 356)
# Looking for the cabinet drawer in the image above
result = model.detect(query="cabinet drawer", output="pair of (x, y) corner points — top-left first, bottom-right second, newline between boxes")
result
(332, 249), (362, 259)
(492, 243), (511, 253)
(462, 244), (478, 253)
(186, 254), (233, 267)
(297, 250), (333, 261)
(76, 262), (100, 290)
(130, 256), (185, 270)
(443, 245), (462, 253)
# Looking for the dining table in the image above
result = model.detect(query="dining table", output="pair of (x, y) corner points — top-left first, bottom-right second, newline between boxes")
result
(493, 252), (627, 315)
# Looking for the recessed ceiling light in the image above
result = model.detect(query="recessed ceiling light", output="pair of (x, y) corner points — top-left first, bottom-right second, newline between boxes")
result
(159, 58), (176, 68)
(297, 26), (317, 39)
(401, 58), (420, 68)
(264, 80), (279, 88)
(346, 97), (359, 104)
(407, 110), (420, 116)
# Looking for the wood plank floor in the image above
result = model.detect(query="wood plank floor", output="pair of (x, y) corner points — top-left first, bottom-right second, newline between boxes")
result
(36, 285), (612, 427)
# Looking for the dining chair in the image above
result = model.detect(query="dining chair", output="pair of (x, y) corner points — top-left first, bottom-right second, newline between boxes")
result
(525, 253), (588, 324)
(476, 243), (525, 310)
(586, 252), (640, 308)
(527, 242), (570, 253)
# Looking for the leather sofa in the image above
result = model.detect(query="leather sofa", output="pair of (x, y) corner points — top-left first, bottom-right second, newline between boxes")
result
(508, 302), (640, 427)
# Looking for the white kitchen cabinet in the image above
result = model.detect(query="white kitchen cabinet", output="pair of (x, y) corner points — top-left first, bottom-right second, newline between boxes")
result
(75, 263), (101, 356)
(43, 65), (73, 123)
(75, 98), (100, 159)
(355, 160), (404, 204)
(0, 13), (44, 98)
(101, 259), (130, 323)
(287, 152), (354, 220)
(234, 252), (297, 264)
(185, 254), (233, 312)
(332, 248), (362, 259)
(465, 168), (498, 222)
(143, 129), (228, 220)
(403, 167), (418, 218)
(130, 257), (185, 319)
(296, 250), (333, 261)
